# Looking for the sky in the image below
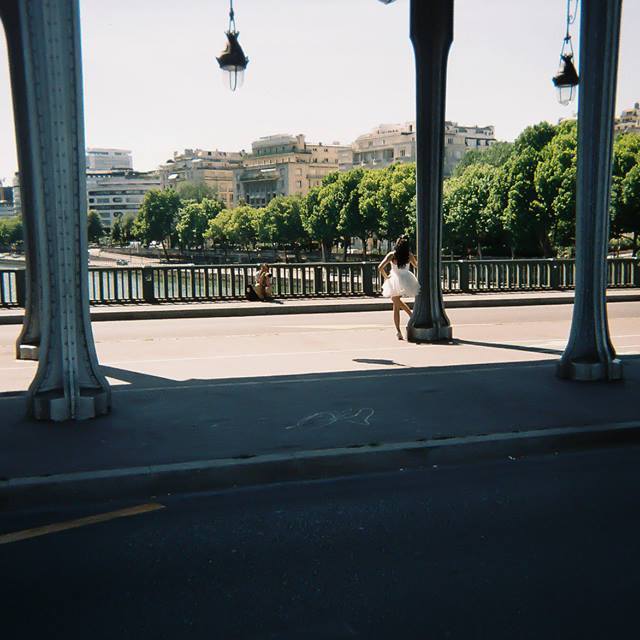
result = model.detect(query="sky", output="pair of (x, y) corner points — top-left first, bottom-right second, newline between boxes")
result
(0, 0), (638, 183)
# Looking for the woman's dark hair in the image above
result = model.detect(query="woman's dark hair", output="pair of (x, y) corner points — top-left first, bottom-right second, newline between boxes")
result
(394, 236), (410, 267)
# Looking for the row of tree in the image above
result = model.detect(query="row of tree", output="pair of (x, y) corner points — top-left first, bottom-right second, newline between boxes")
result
(446, 122), (640, 257)
(111, 164), (417, 260)
(18, 120), (636, 260)
(120, 122), (639, 260)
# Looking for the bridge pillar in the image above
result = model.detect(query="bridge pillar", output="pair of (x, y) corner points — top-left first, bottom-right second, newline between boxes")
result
(1, 0), (110, 419)
(406, 0), (453, 343)
(557, 0), (623, 381)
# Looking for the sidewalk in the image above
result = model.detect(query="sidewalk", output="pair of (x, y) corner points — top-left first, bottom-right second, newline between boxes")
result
(2, 353), (640, 509)
(1, 289), (639, 325)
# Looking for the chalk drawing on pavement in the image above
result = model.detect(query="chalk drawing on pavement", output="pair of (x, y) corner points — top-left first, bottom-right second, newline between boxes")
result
(285, 408), (374, 430)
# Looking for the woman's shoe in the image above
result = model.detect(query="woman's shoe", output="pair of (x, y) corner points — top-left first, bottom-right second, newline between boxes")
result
(396, 330), (404, 340)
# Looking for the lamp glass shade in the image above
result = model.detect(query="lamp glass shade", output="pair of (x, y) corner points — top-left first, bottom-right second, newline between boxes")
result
(552, 53), (579, 105)
(216, 31), (249, 91)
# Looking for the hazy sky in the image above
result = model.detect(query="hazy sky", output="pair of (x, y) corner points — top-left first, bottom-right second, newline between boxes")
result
(0, 0), (638, 182)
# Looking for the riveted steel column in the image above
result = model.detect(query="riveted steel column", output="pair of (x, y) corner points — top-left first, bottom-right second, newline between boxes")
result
(407, 0), (453, 343)
(557, 0), (623, 381)
(1, 0), (110, 419)
(0, 3), (41, 361)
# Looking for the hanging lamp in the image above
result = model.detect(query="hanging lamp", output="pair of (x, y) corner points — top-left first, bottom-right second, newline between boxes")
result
(552, 0), (579, 105)
(216, 0), (249, 91)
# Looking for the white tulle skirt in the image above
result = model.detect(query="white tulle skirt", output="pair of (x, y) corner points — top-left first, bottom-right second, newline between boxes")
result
(382, 268), (420, 298)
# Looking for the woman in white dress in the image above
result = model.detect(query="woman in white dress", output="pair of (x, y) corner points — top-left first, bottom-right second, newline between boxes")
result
(378, 236), (420, 340)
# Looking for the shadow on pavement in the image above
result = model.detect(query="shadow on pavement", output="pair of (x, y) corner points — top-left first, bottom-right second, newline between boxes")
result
(0, 355), (638, 479)
(454, 338), (564, 356)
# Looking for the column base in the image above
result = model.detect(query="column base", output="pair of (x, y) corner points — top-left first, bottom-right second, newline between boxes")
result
(407, 324), (453, 343)
(17, 344), (39, 360)
(556, 357), (623, 381)
(31, 389), (110, 422)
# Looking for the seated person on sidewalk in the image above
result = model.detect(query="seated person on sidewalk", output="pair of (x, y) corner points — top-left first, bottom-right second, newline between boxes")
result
(246, 263), (273, 301)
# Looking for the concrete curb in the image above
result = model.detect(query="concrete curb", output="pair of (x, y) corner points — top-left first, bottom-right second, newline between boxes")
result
(0, 291), (638, 325)
(3, 419), (640, 511)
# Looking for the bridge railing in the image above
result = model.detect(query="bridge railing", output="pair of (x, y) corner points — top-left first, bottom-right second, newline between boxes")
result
(1, 257), (639, 307)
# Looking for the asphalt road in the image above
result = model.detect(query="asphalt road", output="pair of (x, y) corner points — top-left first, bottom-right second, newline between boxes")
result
(1, 302), (639, 393)
(1, 445), (640, 639)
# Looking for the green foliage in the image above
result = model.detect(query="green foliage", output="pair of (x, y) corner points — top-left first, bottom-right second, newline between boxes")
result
(176, 197), (223, 249)
(0, 215), (23, 246)
(135, 189), (181, 258)
(175, 181), (221, 204)
(443, 164), (501, 257)
(611, 134), (640, 251)
(533, 120), (577, 252)
(256, 195), (308, 248)
(299, 183), (341, 260)
(382, 163), (417, 242)
(110, 216), (123, 245)
(121, 213), (138, 244)
(87, 210), (104, 243)
(453, 141), (514, 177)
(205, 205), (258, 249)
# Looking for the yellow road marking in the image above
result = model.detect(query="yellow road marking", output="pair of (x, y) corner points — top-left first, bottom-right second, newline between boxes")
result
(0, 503), (165, 545)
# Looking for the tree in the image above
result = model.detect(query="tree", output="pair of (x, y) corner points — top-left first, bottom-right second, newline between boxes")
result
(121, 213), (138, 244)
(175, 197), (222, 250)
(0, 216), (23, 247)
(257, 195), (308, 256)
(205, 208), (233, 255)
(205, 205), (258, 250)
(135, 189), (181, 260)
(452, 141), (514, 177)
(176, 181), (221, 204)
(382, 163), (417, 244)
(300, 178), (342, 261)
(621, 164), (640, 254)
(336, 168), (369, 257)
(611, 133), (640, 251)
(443, 163), (501, 257)
(110, 216), (123, 245)
(533, 120), (577, 254)
(87, 210), (104, 243)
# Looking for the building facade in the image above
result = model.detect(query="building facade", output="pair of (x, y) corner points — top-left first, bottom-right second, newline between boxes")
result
(86, 170), (160, 230)
(341, 121), (496, 176)
(615, 102), (640, 135)
(86, 148), (133, 171)
(0, 183), (14, 218)
(235, 134), (348, 207)
(158, 149), (244, 209)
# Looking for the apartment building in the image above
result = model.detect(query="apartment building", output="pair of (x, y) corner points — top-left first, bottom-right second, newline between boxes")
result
(158, 149), (244, 209)
(86, 148), (133, 171)
(615, 102), (640, 135)
(234, 134), (348, 207)
(342, 121), (496, 176)
(86, 170), (160, 230)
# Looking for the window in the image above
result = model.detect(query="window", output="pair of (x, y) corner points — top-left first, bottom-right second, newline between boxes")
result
(112, 197), (123, 203)
(296, 180), (302, 188)
(88, 198), (95, 203)
(400, 149), (406, 157)
(97, 197), (109, 203)
(447, 137), (454, 144)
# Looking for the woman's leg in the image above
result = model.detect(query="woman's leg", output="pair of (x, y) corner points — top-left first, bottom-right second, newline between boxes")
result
(398, 298), (412, 316)
(392, 297), (402, 338)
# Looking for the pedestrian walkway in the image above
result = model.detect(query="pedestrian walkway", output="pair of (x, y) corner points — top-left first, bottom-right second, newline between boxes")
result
(1, 288), (639, 325)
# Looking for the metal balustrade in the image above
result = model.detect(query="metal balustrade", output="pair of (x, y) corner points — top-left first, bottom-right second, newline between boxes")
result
(1, 257), (639, 308)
